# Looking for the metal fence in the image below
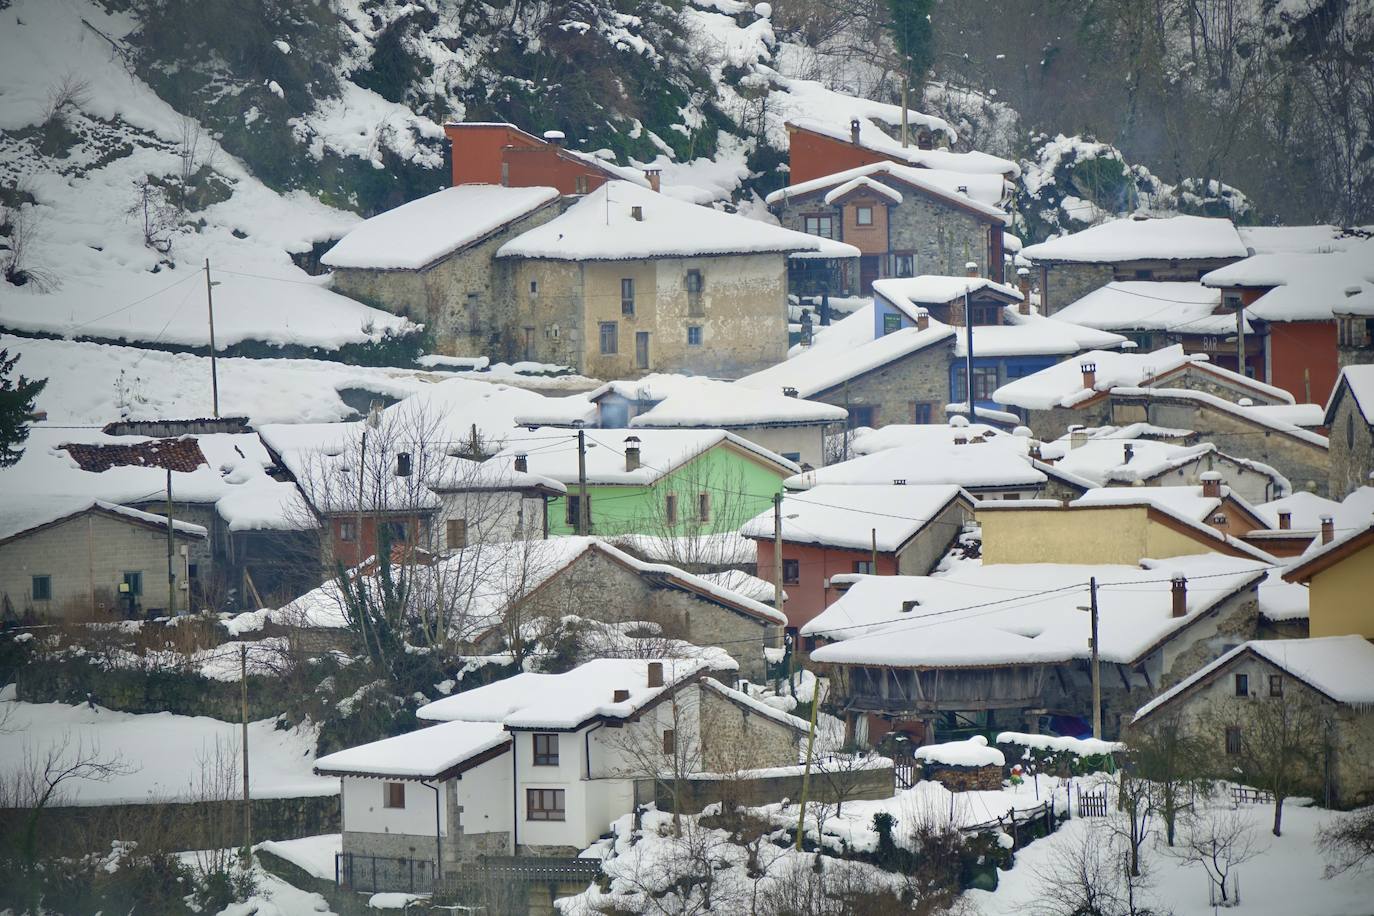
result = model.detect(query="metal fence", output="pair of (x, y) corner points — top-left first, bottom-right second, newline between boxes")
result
(335, 853), (435, 894)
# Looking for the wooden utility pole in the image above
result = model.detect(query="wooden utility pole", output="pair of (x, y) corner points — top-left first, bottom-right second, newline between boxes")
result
(794, 679), (823, 850)
(900, 71), (910, 148)
(165, 467), (175, 616)
(964, 289), (976, 421)
(1236, 301), (1247, 378)
(1089, 577), (1102, 740)
(576, 429), (589, 535)
(205, 259), (219, 418)
(775, 491), (795, 693)
(240, 643), (251, 860)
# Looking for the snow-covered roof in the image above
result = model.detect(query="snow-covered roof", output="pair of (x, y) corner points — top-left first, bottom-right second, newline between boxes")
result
(492, 427), (797, 485)
(416, 657), (721, 728)
(1241, 403), (1325, 428)
(1045, 437), (1289, 495)
(824, 176), (903, 206)
(0, 496), (208, 544)
(384, 376), (574, 454)
(1201, 242), (1374, 322)
(766, 161), (1008, 212)
(320, 186), (559, 270)
(1133, 637), (1374, 723)
(1020, 216), (1248, 264)
(1052, 282), (1242, 335)
(952, 307), (1128, 359)
(1107, 386), (1327, 448)
(1068, 486), (1274, 560)
(496, 181), (857, 261)
(1282, 519), (1374, 584)
(698, 569), (784, 605)
(736, 305), (955, 398)
(915, 735), (1004, 768)
(1236, 225), (1369, 255)
(1328, 364), (1374, 425)
(313, 720), (510, 779)
(995, 733), (1123, 757)
(699, 677), (810, 733)
(851, 420), (1024, 456)
(1257, 491), (1340, 531)
(786, 118), (1020, 178)
(873, 276), (1022, 311)
(739, 484), (968, 552)
(805, 554), (1269, 669)
(586, 374), (848, 427)
(787, 442), (1044, 492)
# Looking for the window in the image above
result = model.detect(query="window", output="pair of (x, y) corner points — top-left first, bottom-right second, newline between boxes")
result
(533, 733), (559, 766)
(662, 729), (676, 755)
(467, 293), (481, 334)
(697, 493), (710, 521)
(338, 520), (357, 542)
(853, 560), (874, 575)
(687, 325), (703, 347)
(847, 405), (875, 429)
(686, 270), (704, 317)
(621, 278), (635, 316)
(527, 788), (566, 821)
(913, 403), (934, 424)
(31, 575), (51, 601)
(384, 782), (406, 809)
(1234, 673), (1249, 697)
(1225, 726), (1242, 755)
(952, 366), (1000, 402)
(530, 280), (538, 295)
(665, 493), (678, 525)
(1269, 675), (1283, 697)
(447, 518), (468, 549)
(856, 206), (873, 226)
(781, 452), (801, 463)
(891, 253), (915, 277)
(686, 270), (703, 294)
(969, 302), (1002, 326)
(803, 215), (835, 239)
(599, 321), (618, 355)
(565, 494), (588, 528)
(381, 521), (408, 544)
(882, 312), (902, 335)
(574, 176), (589, 195)
(635, 331), (650, 370)
(122, 571), (143, 596)
(782, 559), (800, 585)
(1134, 269), (1154, 280)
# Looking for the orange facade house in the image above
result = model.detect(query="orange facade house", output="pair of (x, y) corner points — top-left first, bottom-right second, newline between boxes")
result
(444, 122), (650, 195)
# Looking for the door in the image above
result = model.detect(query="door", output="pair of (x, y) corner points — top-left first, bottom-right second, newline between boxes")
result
(859, 256), (880, 294)
(635, 331), (650, 370)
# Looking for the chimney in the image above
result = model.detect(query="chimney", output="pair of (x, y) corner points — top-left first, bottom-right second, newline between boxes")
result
(1321, 515), (1334, 544)
(613, 688), (631, 702)
(1278, 510), (1291, 530)
(954, 431), (968, 446)
(514, 453), (528, 473)
(631, 205), (643, 221)
(1068, 425), (1087, 449)
(965, 261), (979, 278)
(396, 451), (412, 477)
(1123, 443), (1134, 464)
(915, 308), (929, 331)
(542, 129), (566, 147)
(782, 386), (799, 398)
(956, 184), (969, 195)
(647, 661), (664, 688)
(624, 435), (641, 472)
(643, 168), (661, 192)
(1171, 575), (1187, 618)
(849, 117), (861, 145)
(1200, 471), (1222, 499)
(1029, 443), (1042, 460)
(1080, 362), (1097, 390)
(1017, 267), (1031, 315)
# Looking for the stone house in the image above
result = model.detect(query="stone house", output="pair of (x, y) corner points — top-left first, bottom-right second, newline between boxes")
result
(1335, 289), (1374, 372)
(740, 484), (972, 635)
(316, 659), (808, 884)
(320, 185), (563, 358)
(494, 181), (854, 378)
(765, 160), (1011, 292)
(1283, 520), (1374, 640)
(0, 498), (206, 620)
(1129, 637), (1374, 809)
(1322, 365), (1374, 499)
(1020, 215), (1248, 316)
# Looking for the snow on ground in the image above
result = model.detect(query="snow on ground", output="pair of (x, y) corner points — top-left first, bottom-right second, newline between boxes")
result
(215, 860), (339, 916)
(966, 798), (1374, 916)
(257, 834), (342, 881)
(0, 690), (336, 804)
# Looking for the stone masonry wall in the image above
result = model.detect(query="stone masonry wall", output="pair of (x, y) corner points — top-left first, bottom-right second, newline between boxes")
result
(644, 761), (895, 814)
(699, 685), (800, 772)
(812, 337), (956, 428)
(1042, 263), (1116, 314)
(1328, 392), (1373, 499)
(925, 763), (1003, 791)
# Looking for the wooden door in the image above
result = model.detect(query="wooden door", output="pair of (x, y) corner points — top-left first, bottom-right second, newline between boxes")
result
(635, 331), (650, 370)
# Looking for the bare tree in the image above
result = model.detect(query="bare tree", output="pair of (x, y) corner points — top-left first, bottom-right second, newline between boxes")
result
(126, 178), (177, 254)
(1127, 710), (1212, 846)
(1167, 805), (1263, 907)
(1029, 821), (1136, 916)
(1, 733), (129, 865)
(1107, 769), (1153, 880)
(39, 71), (91, 131)
(1318, 807), (1374, 877)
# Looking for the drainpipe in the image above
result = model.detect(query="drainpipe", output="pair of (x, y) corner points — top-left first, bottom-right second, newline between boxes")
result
(420, 780), (443, 882)
(584, 722), (606, 780)
(511, 737), (519, 857)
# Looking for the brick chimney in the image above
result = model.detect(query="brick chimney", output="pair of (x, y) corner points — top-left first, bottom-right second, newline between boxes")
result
(1200, 471), (1222, 499)
(643, 168), (661, 192)
(1321, 515), (1334, 544)
(1017, 267), (1031, 315)
(965, 261), (979, 278)
(542, 129), (566, 147)
(1171, 575), (1187, 618)
(624, 435), (641, 472)
(1277, 510), (1291, 530)
(953, 431), (968, 446)
(514, 453), (528, 472)
(647, 661), (664, 688)
(849, 117), (861, 145)
(613, 688), (631, 702)
(1029, 442), (1043, 460)
(916, 308), (929, 331)
(1080, 362), (1097, 390)
(395, 451), (412, 477)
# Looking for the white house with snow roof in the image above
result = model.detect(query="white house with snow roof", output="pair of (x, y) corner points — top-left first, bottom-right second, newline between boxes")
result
(315, 658), (808, 879)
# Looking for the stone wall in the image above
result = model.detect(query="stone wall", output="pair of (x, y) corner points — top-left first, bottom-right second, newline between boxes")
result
(1165, 365), (1290, 406)
(1041, 263), (1116, 314)
(642, 760), (895, 814)
(1328, 390), (1373, 499)
(925, 763), (1003, 791)
(700, 683), (800, 771)
(811, 337), (956, 428)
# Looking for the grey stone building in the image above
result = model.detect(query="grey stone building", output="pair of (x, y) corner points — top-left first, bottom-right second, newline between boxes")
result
(1324, 366), (1374, 499)
(765, 161), (1010, 294)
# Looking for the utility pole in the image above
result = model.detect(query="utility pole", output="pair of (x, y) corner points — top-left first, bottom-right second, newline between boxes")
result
(576, 429), (589, 535)
(794, 680), (823, 850)
(1089, 577), (1102, 740)
(240, 643), (251, 861)
(900, 69), (910, 148)
(964, 288), (976, 421)
(205, 259), (219, 418)
(775, 491), (794, 694)
(166, 467), (175, 616)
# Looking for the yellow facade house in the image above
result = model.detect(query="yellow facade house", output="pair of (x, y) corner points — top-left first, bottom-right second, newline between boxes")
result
(1283, 521), (1374, 638)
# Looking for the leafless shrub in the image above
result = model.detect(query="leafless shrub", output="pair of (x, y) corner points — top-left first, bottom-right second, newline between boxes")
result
(40, 71), (91, 127)
(1, 194), (58, 291)
(1318, 807), (1374, 877)
(1166, 805), (1264, 907)
(126, 178), (177, 254)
